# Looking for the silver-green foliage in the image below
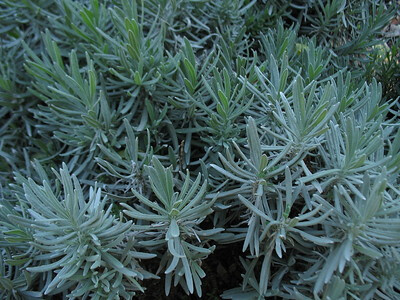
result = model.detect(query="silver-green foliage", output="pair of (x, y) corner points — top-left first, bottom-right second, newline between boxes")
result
(122, 157), (220, 297)
(1, 0), (399, 299)
(7, 163), (155, 299)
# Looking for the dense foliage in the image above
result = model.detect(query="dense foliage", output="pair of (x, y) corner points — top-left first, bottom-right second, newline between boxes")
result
(1, 0), (399, 299)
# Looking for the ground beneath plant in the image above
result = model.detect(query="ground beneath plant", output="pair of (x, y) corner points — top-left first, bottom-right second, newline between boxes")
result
(140, 243), (244, 299)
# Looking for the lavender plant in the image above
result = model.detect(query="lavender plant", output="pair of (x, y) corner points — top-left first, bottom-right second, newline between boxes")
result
(1, 0), (399, 299)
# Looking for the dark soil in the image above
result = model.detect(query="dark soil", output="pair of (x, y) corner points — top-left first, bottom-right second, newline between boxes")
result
(139, 243), (244, 299)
